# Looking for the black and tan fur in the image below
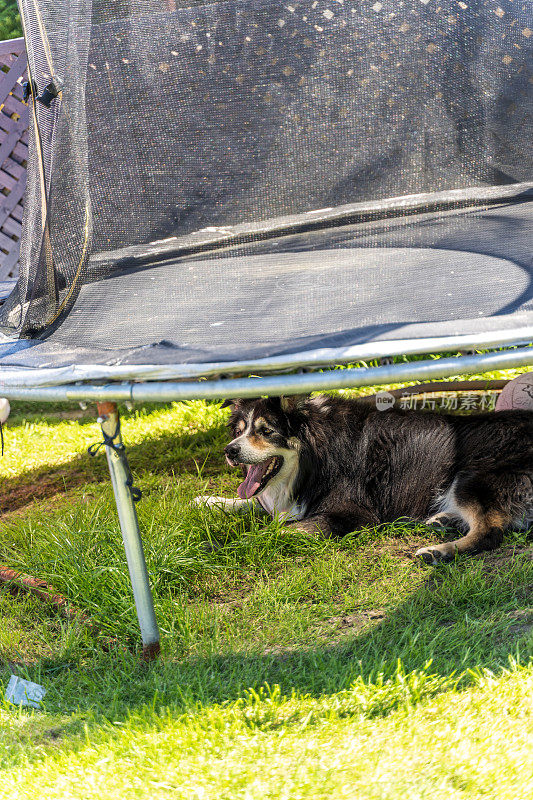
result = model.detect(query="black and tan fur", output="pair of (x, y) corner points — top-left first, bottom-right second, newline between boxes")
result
(196, 394), (533, 563)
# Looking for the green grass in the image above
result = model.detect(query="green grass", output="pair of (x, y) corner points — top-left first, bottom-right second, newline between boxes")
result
(0, 368), (532, 797)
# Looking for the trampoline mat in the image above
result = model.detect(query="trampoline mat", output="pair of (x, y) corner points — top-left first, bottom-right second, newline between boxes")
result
(0, 199), (531, 371)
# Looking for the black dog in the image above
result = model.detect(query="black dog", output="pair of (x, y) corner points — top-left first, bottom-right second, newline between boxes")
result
(196, 394), (533, 563)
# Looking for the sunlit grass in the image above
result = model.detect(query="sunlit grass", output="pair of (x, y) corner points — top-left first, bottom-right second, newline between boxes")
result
(0, 371), (531, 797)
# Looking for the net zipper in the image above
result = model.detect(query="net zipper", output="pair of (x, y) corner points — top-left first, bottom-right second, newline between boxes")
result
(19, 0), (92, 330)
(19, 0), (58, 317)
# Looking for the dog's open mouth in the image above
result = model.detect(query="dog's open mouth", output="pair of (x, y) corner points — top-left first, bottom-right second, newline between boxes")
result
(237, 456), (283, 499)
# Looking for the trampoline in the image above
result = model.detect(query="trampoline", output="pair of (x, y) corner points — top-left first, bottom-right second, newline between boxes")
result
(0, 0), (531, 656)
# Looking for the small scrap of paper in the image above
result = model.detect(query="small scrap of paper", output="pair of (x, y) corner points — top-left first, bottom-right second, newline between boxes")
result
(0, 398), (10, 424)
(5, 675), (46, 708)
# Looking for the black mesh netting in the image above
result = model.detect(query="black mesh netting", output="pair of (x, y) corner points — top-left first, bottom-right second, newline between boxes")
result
(0, 0), (531, 368)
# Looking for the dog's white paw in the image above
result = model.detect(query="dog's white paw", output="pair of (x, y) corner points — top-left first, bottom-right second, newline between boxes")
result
(415, 544), (455, 565)
(193, 495), (227, 507)
(193, 496), (260, 515)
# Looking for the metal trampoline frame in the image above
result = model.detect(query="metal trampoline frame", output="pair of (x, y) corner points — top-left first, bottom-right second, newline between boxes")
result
(2, 343), (533, 658)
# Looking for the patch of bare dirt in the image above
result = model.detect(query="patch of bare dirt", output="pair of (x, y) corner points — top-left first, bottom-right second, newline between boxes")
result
(515, 583), (533, 600)
(506, 608), (533, 638)
(314, 609), (386, 643)
(480, 545), (533, 570)
(258, 609), (387, 657)
(55, 409), (94, 421)
(373, 542), (427, 560)
(350, 532), (440, 560)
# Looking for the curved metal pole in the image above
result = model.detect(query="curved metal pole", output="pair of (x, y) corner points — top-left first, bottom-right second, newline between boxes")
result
(1, 345), (531, 403)
(0, 326), (532, 389)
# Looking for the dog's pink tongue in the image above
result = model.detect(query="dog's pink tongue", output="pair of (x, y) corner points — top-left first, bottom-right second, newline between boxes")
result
(237, 460), (272, 499)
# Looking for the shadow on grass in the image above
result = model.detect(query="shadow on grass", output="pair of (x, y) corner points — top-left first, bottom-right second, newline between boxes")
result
(4, 541), (530, 720)
(0, 420), (230, 516)
(0, 534), (531, 777)
(1, 402), (532, 757)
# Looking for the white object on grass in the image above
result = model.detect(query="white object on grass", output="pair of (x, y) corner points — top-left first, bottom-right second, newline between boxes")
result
(0, 397), (9, 424)
(5, 675), (46, 708)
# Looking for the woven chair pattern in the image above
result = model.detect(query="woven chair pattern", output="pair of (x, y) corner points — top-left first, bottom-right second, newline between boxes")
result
(0, 37), (27, 283)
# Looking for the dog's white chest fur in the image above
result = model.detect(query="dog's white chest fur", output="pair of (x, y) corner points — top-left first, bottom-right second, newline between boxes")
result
(258, 484), (305, 521)
(257, 451), (306, 521)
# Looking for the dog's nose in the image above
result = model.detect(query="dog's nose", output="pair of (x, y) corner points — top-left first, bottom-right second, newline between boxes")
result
(225, 442), (240, 460)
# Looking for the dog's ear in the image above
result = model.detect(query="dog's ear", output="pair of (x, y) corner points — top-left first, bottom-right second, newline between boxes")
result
(221, 399), (242, 409)
(280, 395), (308, 413)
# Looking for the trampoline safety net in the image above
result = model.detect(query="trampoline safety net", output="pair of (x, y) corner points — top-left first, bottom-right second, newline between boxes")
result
(0, 0), (532, 373)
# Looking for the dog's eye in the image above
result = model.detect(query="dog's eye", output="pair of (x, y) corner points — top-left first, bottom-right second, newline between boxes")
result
(259, 426), (274, 436)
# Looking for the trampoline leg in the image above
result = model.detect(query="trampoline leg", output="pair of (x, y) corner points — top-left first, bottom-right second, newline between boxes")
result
(97, 402), (160, 660)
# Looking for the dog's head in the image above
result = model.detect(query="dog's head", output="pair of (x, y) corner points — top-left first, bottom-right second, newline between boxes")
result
(222, 396), (307, 499)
